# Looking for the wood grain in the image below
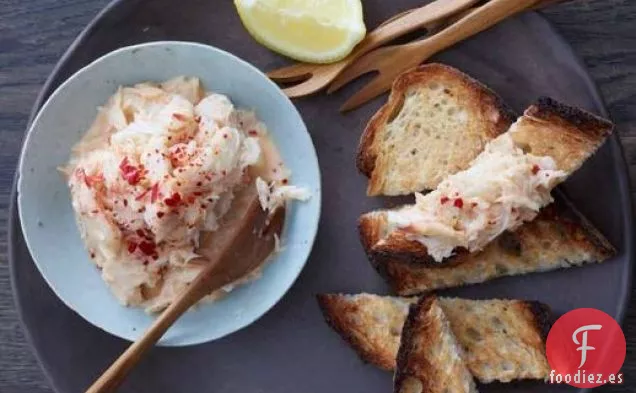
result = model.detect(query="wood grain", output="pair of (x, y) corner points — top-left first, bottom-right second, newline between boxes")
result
(0, 0), (634, 392)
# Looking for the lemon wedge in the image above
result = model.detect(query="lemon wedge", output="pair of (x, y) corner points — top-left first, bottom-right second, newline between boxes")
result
(235, 0), (366, 64)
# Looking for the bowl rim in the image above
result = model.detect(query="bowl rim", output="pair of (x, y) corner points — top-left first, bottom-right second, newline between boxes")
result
(15, 40), (322, 346)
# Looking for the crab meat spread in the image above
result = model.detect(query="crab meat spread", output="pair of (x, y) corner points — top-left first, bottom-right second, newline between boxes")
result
(64, 77), (309, 312)
(386, 131), (566, 262)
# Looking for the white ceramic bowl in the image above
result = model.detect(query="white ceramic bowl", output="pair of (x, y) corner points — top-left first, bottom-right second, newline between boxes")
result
(17, 41), (321, 346)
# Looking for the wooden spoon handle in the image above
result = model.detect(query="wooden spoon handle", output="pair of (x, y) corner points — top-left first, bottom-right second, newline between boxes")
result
(409, 0), (556, 55)
(84, 269), (229, 393)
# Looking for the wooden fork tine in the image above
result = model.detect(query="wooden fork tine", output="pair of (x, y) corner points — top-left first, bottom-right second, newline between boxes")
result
(325, 48), (391, 94)
(329, 6), (478, 96)
(339, 74), (394, 113)
(267, 62), (314, 83)
(281, 79), (324, 98)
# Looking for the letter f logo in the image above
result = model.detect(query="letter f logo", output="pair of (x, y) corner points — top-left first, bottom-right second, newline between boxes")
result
(572, 324), (602, 368)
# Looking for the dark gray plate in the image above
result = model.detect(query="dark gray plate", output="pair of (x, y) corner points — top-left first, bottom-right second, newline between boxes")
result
(9, 1), (633, 393)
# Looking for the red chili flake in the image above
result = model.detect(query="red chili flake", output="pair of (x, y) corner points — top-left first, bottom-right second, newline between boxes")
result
(200, 204), (206, 209)
(172, 113), (187, 121)
(193, 192), (202, 196)
(223, 133), (228, 139)
(156, 211), (165, 218)
(138, 207), (146, 213)
(91, 210), (99, 214)
(454, 198), (464, 208)
(150, 183), (160, 203)
(138, 241), (156, 256)
(196, 182), (202, 187)
(531, 164), (540, 175)
(119, 157), (143, 185)
(187, 195), (196, 204)
(167, 136), (172, 141)
(281, 179), (289, 185)
(136, 229), (145, 237)
(90, 252), (96, 259)
(440, 196), (450, 204)
(152, 254), (159, 261)
(221, 170), (227, 176)
(143, 261), (149, 266)
(205, 174), (213, 181)
(135, 189), (149, 201)
(123, 199), (128, 207)
(194, 115), (201, 123)
(164, 192), (182, 207)
(471, 202), (478, 208)
(248, 129), (258, 136)
(127, 242), (137, 253)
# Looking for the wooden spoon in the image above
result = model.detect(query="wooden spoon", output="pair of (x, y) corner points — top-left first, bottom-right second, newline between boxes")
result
(266, 0), (480, 97)
(85, 185), (285, 393)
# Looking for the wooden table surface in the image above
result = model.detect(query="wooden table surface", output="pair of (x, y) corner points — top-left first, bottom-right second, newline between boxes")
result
(1, 0), (635, 391)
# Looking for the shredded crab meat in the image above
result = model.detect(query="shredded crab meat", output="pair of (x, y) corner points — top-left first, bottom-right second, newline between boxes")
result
(65, 76), (310, 312)
(256, 177), (311, 212)
(386, 132), (566, 262)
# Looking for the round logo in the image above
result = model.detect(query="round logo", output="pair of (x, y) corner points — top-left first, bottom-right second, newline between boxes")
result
(546, 308), (625, 388)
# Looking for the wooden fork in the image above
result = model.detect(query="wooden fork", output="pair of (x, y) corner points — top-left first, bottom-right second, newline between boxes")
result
(267, 0), (481, 98)
(331, 0), (567, 112)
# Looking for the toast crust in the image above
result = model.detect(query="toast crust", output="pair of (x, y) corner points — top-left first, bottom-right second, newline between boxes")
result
(317, 293), (407, 370)
(527, 97), (613, 142)
(510, 97), (614, 174)
(394, 295), (476, 393)
(318, 293), (552, 383)
(440, 297), (552, 382)
(361, 194), (615, 295)
(357, 63), (515, 195)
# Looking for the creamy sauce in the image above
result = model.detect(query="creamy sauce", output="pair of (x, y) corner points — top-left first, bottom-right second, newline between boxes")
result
(250, 133), (288, 182)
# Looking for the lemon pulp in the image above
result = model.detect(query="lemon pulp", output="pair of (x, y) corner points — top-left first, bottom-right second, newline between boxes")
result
(235, 0), (366, 64)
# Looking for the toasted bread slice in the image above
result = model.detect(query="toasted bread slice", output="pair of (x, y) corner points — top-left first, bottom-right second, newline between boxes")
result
(357, 63), (515, 196)
(394, 296), (477, 393)
(361, 193), (615, 295)
(360, 97), (614, 266)
(318, 293), (412, 370)
(317, 293), (552, 383)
